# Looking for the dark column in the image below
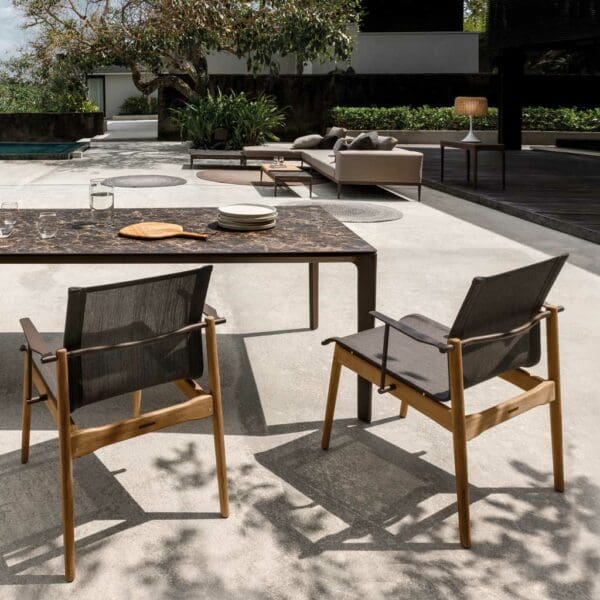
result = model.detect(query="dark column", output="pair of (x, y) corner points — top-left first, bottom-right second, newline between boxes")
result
(361, 0), (463, 32)
(497, 49), (525, 150)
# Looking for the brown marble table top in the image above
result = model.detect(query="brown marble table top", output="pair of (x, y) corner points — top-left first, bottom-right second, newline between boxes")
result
(0, 206), (375, 263)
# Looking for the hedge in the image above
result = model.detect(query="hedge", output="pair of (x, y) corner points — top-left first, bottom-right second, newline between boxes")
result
(331, 106), (600, 132)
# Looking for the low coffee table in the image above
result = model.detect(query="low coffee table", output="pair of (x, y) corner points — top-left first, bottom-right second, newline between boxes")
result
(260, 164), (314, 197)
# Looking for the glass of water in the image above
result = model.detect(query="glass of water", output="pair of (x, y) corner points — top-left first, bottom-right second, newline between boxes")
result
(37, 212), (58, 239)
(89, 179), (114, 221)
(0, 201), (18, 238)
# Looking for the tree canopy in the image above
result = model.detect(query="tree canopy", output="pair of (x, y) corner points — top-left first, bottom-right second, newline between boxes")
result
(12, 0), (362, 99)
(463, 0), (487, 32)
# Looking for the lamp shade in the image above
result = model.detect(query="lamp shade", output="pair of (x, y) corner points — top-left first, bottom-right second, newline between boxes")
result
(454, 97), (488, 117)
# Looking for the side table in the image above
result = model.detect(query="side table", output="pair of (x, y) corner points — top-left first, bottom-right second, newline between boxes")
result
(440, 140), (506, 190)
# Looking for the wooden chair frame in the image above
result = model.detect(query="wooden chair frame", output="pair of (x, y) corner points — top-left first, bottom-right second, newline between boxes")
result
(321, 304), (564, 548)
(20, 313), (228, 582)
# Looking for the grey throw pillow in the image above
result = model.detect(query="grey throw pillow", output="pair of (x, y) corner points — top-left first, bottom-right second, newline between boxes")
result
(292, 134), (323, 149)
(348, 131), (378, 150)
(376, 135), (399, 150)
(327, 126), (347, 139)
(333, 137), (350, 153)
(318, 134), (339, 149)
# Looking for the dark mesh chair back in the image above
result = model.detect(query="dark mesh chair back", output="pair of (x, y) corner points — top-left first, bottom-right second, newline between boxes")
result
(63, 267), (212, 411)
(449, 255), (568, 389)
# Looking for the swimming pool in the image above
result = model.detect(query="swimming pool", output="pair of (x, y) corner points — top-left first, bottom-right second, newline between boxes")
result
(0, 142), (89, 160)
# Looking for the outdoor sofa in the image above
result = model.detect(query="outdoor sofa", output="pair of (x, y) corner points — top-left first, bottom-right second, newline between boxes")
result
(242, 143), (424, 200)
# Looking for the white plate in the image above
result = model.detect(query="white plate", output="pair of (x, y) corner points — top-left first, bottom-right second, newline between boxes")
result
(219, 203), (277, 219)
(218, 213), (277, 225)
(218, 219), (277, 231)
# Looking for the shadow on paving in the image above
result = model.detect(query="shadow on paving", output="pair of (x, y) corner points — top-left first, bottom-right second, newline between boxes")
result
(3, 428), (597, 598)
(1, 330), (599, 597)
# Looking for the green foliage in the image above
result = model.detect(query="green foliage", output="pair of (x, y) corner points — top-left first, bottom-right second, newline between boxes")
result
(0, 82), (100, 113)
(171, 90), (286, 149)
(331, 106), (600, 132)
(0, 83), (44, 112)
(464, 0), (488, 32)
(12, 0), (363, 99)
(0, 50), (96, 113)
(119, 95), (158, 115)
(79, 99), (101, 113)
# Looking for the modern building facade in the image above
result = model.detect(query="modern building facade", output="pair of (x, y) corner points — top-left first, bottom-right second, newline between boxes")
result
(88, 0), (478, 117)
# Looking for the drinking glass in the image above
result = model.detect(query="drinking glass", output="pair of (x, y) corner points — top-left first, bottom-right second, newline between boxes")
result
(89, 179), (114, 221)
(37, 212), (58, 239)
(0, 201), (18, 238)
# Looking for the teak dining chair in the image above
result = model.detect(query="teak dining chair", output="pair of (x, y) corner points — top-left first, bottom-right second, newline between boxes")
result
(19, 266), (228, 582)
(321, 255), (568, 548)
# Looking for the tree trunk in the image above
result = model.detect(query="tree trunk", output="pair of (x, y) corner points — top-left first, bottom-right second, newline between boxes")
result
(296, 57), (305, 75)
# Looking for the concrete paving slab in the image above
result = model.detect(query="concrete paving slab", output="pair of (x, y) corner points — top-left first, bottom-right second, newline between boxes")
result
(0, 141), (599, 599)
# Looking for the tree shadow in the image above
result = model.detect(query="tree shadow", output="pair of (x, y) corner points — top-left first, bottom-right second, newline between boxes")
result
(248, 427), (600, 599)
(0, 439), (222, 586)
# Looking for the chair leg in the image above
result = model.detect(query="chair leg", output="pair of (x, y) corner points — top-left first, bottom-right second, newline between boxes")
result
(337, 183), (342, 199)
(547, 308), (565, 492)
(452, 423), (471, 548)
(321, 348), (342, 450)
(132, 390), (142, 417)
(449, 339), (471, 549)
(21, 351), (32, 464)
(399, 400), (409, 419)
(57, 349), (76, 581)
(206, 317), (229, 518)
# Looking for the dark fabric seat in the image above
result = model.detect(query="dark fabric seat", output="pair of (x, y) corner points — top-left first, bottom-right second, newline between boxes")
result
(333, 314), (452, 401)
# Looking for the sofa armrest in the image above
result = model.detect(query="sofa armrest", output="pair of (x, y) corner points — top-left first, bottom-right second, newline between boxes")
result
(335, 150), (423, 184)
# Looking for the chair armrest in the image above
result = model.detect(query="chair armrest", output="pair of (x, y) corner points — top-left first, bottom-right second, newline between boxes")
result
(20, 318), (56, 361)
(203, 303), (219, 319)
(543, 302), (564, 313)
(203, 303), (226, 325)
(370, 311), (453, 353)
(460, 308), (553, 347)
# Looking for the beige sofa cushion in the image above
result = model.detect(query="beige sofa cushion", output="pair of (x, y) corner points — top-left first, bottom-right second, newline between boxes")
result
(335, 148), (423, 185)
(242, 144), (302, 160)
(300, 150), (336, 179)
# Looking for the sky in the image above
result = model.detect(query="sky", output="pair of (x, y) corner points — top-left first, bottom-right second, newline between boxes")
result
(0, 0), (28, 59)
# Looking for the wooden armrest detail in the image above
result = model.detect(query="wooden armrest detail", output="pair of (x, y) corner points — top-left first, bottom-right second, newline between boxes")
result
(20, 318), (54, 358)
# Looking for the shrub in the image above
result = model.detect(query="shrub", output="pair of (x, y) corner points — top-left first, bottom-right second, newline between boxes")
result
(0, 83), (44, 112)
(171, 90), (286, 149)
(79, 98), (101, 112)
(0, 84), (100, 113)
(119, 95), (158, 115)
(331, 105), (600, 131)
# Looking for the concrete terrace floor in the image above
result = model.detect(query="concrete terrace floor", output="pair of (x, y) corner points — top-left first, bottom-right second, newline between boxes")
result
(0, 142), (599, 600)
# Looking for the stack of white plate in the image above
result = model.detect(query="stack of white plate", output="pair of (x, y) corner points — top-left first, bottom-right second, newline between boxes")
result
(218, 203), (277, 231)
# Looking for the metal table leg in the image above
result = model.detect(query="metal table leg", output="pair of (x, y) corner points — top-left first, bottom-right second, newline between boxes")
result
(309, 262), (319, 330)
(466, 150), (471, 183)
(355, 253), (377, 422)
(440, 145), (445, 181)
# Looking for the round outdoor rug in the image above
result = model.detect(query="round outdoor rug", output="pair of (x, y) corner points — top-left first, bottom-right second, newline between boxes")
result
(278, 200), (402, 223)
(103, 175), (187, 188)
(196, 169), (327, 187)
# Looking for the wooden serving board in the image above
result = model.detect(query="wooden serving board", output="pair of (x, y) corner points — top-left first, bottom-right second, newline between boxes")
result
(119, 222), (209, 240)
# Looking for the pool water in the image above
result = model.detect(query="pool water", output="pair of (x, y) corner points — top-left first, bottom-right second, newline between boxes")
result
(0, 142), (89, 160)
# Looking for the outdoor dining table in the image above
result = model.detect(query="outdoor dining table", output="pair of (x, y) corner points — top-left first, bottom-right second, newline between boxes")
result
(0, 206), (378, 422)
